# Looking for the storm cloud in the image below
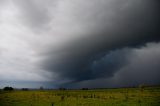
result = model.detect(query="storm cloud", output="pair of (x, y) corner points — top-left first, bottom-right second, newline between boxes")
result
(64, 42), (160, 88)
(0, 0), (160, 88)
(40, 0), (160, 86)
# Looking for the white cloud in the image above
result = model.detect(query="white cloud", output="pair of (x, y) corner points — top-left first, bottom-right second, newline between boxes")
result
(0, 1), (52, 82)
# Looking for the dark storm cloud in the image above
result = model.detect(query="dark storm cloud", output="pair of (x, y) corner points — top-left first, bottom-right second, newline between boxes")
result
(60, 42), (160, 88)
(41, 0), (160, 87)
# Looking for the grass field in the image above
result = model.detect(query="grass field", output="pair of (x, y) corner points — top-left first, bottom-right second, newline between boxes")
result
(0, 87), (160, 106)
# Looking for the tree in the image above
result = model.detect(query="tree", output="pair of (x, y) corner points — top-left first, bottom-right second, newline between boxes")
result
(22, 88), (29, 91)
(3, 86), (14, 91)
(40, 86), (44, 90)
(82, 88), (89, 90)
(59, 87), (66, 90)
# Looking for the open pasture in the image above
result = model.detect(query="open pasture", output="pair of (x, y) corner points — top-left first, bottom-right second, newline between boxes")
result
(0, 87), (159, 106)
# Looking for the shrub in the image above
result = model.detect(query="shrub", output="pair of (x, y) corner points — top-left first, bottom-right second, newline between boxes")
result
(22, 88), (29, 91)
(139, 84), (146, 92)
(59, 87), (66, 90)
(40, 86), (44, 90)
(82, 88), (89, 90)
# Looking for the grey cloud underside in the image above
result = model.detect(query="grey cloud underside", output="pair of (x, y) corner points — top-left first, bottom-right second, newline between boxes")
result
(65, 42), (160, 88)
(41, 0), (160, 86)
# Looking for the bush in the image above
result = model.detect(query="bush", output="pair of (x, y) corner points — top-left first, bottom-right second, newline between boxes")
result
(3, 86), (14, 91)
(22, 88), (29, 91)
(59, 87), (66, 90)
(40, 86), (44, 90)
(139, 84), (146, 92)
(82, 88), (89, 90)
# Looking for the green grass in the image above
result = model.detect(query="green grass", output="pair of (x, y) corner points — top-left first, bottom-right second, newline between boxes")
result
(0, 87), (159, 106)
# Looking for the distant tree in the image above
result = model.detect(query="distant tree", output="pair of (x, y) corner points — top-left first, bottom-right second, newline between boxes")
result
(3, 86), (14, 91)
(59, 87), (66, 90)
(82, 88), (89, 90)
(21, 88), (29, 91)
(40, 86), (44, 90)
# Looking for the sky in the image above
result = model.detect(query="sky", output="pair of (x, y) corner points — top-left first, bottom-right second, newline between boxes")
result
(0, 0), (160, 89)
